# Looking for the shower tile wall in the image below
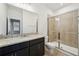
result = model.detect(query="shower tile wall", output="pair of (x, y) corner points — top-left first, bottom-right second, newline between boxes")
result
(48, 17), (58, 42)
(48, 10), (78, 55)
(59, 10), (78, 48)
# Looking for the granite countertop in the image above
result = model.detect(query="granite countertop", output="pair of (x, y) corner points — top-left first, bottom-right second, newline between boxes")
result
(0, 34), (45, 48)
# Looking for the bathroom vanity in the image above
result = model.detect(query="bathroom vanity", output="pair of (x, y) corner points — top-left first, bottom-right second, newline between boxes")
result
(0, 34), (45, 56)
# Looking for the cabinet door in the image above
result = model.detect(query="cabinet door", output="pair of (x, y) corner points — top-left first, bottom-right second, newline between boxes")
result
(29, 45), (38, 56)
(30, 42), (44, 56)
(37, 42), (44, 56)
(15, 48), (29, 56)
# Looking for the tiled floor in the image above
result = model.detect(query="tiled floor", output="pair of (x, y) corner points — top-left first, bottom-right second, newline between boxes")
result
(45, 47), (65, 56)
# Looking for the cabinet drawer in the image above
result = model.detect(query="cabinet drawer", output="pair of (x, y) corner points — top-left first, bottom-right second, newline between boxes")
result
(29, 37), (44, 46)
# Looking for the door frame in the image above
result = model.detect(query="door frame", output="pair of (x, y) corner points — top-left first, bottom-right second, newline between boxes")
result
(47, 17), (49, 42)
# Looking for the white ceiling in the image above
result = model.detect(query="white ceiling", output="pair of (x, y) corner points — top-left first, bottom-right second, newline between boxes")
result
(10, 3), (74, 12)
(40, 3), (73, 11)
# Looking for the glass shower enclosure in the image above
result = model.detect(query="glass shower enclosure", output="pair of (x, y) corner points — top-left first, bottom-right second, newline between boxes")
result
(48, 9), (79, 56)
(59, 10), (78, 56)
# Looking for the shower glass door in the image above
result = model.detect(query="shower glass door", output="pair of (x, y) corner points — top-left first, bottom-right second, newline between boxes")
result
(59, 10), (78, 55)
(48, 10), (78, 56)
(48, 17), (58, 47)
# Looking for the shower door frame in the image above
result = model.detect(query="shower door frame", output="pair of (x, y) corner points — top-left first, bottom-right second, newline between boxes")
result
(77, 14), (79, 56)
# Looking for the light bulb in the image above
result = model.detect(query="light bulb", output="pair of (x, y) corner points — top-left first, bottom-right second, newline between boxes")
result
(56, 17), (60, 21)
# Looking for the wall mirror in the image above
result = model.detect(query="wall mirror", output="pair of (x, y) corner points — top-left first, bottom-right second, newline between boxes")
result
(6, 19), (20, 35)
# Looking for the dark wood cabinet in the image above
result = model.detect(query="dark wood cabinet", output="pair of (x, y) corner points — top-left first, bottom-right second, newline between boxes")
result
(3, 48), (29, 56)
(29, 42), (44, 56)
(0, 41), (29, 56)
(4, 53), (14, 56)
(30, 44), (39, 56)
(0, 37), (44, 56)
(37, 42), (44, 56)
(29, 37), (44, 56)
(15, 48), (29, 56)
